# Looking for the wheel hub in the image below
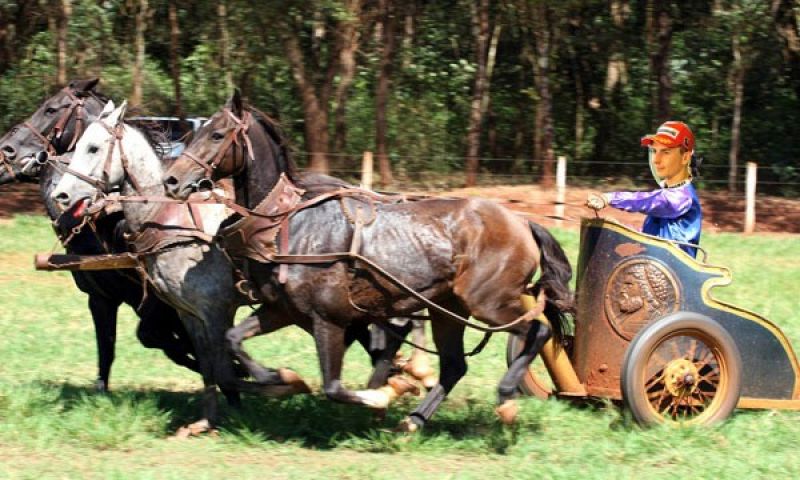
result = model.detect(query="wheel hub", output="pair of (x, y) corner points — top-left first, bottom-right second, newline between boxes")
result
(663, 358), (699, 397)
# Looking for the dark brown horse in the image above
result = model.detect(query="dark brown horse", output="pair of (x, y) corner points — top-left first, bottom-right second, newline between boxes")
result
(0, 79), (201, 393)
(163, 92), (574, 430)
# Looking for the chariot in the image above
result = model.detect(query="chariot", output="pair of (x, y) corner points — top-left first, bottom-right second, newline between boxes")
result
(508, 217), (800, 425)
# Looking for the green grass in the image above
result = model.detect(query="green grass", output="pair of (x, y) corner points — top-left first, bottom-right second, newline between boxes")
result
(1, 214), (800, 479)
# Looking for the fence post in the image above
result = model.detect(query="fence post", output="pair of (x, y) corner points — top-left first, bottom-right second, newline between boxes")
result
(555, 156), (566, 227)
(744, 161), (757, 233)
(361, 151), (373, 191)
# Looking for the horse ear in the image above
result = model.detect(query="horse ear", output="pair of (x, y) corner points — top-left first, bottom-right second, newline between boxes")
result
(105, 100), (128, 126)
(226, 89), (244, 116)
(99, 100), (116, 119)
(68, 78), (100, 92)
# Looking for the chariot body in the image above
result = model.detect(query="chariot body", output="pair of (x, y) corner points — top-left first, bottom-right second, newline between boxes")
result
(508, 217), (800, 425)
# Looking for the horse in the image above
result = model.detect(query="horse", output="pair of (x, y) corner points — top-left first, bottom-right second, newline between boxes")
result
(161, 91), (575, 430)
(0, 79), (201, 393)
(50, 100), (425, 432)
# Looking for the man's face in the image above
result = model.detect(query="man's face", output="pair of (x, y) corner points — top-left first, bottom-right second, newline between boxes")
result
(649, 141), (691, 185)
(618, 278), (644, 313)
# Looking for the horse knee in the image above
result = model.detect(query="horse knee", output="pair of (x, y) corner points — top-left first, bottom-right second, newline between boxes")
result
(225, 327), (243, 352)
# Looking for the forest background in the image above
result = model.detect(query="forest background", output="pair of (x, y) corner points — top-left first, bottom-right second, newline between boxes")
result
(1, 0), (798, 195)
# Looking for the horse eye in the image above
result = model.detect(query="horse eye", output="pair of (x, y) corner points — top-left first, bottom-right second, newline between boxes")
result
(45, 107), (57, 115)
(87, 145), (99, 154)
(211, 131), (225, 141)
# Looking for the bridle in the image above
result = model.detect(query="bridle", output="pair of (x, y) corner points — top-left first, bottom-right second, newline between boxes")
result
(0, 86), (89, 180)
(52, 120), (143, 195)
(23, 86), (88, 154)
(179, 108), (254, 190)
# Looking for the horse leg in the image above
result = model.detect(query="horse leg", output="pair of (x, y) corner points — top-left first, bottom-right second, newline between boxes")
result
(496, 320), (551, 424)
(365, 320), (412, 389)
(172, 313), (220, 437)
(136, 303), (199, 373)
(403, 319), (438, 389)
(225, 305), (310, 396)
(88, 294), (121, 393)
(399, 309), (467, 432)
(307, 315), (394, 408)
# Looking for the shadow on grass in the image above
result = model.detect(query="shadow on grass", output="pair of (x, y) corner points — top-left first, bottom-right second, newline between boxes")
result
(36, 381), (592, 451)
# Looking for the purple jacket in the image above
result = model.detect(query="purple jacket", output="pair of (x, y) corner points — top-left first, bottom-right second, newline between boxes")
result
(607, 183), (702, 258)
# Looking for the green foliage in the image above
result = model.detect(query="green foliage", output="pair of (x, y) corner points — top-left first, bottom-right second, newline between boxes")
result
(0, 0), (798, 193)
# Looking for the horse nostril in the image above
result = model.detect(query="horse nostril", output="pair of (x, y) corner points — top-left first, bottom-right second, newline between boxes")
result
(1, 145), (15, 158)
(164, 176), (178, 187)
(54, 192), (70, 204)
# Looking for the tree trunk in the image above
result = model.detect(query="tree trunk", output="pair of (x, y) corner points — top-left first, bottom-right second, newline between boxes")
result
(605, 0), (629, 95)
(131, 0), (149, 108)
(168, 1), (183, 118)
(218, 1), (233, 93)
(531, 2), (555, 188)
(646, 0), (673, 125)
(333, 0), (363, 155)
(772, 0), (800, 101)
(375, 0), (396, 186)
(464, 0), (490, 187)
(283, 29), (330, 173)
(729, 36), (746, 193)
(56, 0), (71, 86)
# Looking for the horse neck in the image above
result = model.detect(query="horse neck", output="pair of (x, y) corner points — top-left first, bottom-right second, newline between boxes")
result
(233, 120), (285, 210)
(117, 126), (166, 232)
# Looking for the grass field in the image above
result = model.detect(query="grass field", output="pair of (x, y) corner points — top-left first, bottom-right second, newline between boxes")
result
(1, 214), (800, 479)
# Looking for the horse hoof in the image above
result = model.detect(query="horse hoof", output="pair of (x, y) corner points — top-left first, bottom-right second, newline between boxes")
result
(388, 375), (421, 397)
(394, 417), (420, 434)
(170, 419), (216, 439)
(355, 389), (391, 409)
(495, 400), (519, 425)
(403, 359), (433, 381)
(421, 375), (438, 390)
(278, 368), (312, 394)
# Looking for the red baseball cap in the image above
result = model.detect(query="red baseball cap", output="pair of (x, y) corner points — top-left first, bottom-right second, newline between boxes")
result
(641, 121), (695, 151)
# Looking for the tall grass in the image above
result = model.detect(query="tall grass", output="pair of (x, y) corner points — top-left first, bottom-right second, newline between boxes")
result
(1, 214), (799, 479)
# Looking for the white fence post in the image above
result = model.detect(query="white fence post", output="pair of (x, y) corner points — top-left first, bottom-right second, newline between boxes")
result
(555, 156), (567, 227)
(361, 151), (373, 191)
(744, 161), (757, 233)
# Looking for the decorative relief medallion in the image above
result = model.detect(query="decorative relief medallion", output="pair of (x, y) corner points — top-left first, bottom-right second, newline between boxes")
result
(604, 258), (680, 340)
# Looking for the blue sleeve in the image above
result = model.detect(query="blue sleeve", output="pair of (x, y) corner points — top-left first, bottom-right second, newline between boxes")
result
(607, 187), (693, 219)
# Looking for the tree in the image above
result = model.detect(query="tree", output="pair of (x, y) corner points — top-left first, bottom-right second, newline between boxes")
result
(374, 0), (397, 186)
(464, 0), (491, 187)
(130, 0), (152, 107)
(646, 0), (673, 125)
(56, 0), (71, 86)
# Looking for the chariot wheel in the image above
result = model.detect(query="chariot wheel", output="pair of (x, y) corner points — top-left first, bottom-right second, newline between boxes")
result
(506, 334), (554, 400)
(621, 312), (742, 426)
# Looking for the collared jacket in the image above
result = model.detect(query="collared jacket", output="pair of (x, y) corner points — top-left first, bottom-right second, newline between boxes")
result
(606, 183), (702, 258)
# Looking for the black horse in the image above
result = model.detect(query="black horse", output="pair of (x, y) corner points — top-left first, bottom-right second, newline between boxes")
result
(0, 79), (199, 392)
(163, 91), (575, 430)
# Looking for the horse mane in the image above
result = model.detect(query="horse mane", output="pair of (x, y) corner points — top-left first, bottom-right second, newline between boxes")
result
(124, 118), (168, 161)
(246, 105), (300, 183)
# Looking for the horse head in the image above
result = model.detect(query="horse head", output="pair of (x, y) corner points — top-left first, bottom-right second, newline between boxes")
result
(0, 78), (106, 184)
(163, 90), (254, 199)
(51, 99), (164, 216)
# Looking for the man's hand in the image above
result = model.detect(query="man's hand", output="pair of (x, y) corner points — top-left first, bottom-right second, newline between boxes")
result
(586, 193), (608, 210)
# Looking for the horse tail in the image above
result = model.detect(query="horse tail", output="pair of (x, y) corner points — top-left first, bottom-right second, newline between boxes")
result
(528, 221), (575, 345)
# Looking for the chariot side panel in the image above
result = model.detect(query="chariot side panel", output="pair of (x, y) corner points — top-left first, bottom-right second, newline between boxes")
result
(571, 218), (799, 403)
